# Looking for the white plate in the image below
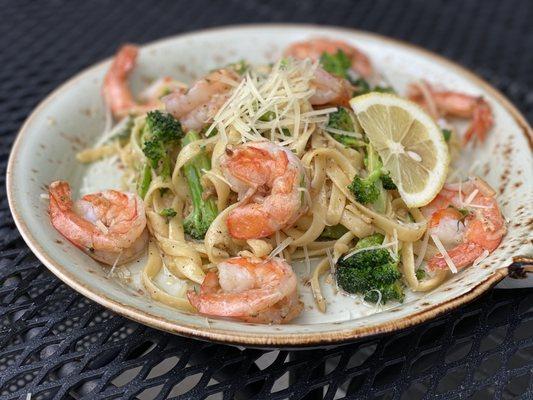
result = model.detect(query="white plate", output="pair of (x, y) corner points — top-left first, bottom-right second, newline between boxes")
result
(7, 24), (532, 347)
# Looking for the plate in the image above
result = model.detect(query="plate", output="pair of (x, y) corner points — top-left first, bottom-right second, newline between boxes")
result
(7, 24), (532, 347)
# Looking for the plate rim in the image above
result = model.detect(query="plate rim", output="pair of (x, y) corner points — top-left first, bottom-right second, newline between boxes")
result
(6, 23), (532, 347)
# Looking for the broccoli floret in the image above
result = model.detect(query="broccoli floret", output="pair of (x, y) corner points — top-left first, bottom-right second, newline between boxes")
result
(328, 107), (354, 131)
(159, 208), (177, 218)
(351, 78), (395, 96)
(320, 50), (351, 78)
(348, 144), (398, 206)
(327, 108), (365, 148)
(145, 110), (183, 143)
(137, 163), (152, 198)
(319, 224), (349, 240)
(442, 129), (452, 142)
(415, 269), (426, 281)
(380, 173), (397, 190)
(227, 60), (249, 75)
(141, 111), (183, 178)
(348, 142), (384, 204)
(181, 131), (218, 239)
(336, 233), (404, 303)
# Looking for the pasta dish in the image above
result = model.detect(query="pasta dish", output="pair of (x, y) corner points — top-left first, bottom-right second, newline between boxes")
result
(46, 38), (506, 324)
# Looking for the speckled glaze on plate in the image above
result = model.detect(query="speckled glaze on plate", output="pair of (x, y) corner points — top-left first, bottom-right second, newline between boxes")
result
(6, 25), (533, 347)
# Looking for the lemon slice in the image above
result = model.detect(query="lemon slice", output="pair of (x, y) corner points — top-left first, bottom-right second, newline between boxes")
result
(349, 93), (449, 208)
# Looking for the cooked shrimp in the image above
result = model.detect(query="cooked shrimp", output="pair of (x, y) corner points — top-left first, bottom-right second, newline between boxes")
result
(310, 67), (352, 107)
(421, 177), (506, 271)
(187, 256), (302, 323)
(285, 38), (373, 78)
(48, 181), (148, 265)
(220, 141), (309, 240)
(103, 44), (164, 118)
(408, 81), (494, 145)
(163, 69), (240, 131)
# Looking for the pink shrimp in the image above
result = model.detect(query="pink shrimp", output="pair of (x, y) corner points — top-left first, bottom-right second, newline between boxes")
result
(310, 67), (352, 107)
(48, 181), (148, 265)
(421, 177), (506, 271)
(220, 141), (309, 240)
(187, 256), (302, 323)
(285, 38), (373, 78)
(408, 81), (494, 145)
(163, 69), (240, 131)
(103, 44), (167, 118)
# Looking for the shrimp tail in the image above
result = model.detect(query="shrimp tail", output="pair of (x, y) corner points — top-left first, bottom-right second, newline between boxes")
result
(103, 44), (139, 118)
(463, 99), (494, 145)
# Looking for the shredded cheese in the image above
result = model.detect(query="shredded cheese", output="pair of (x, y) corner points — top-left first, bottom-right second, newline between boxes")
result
(472, 249), (490, 267)
(268, 237), (294, 260)
(303, 245), (311, 275)
(326, 248), (336, 275)
(415, 228), (430, 268)
(431, 234), (458, 273)
(463, 189), (479, 205)
(209, 59), (336, 152)
(201, 169), (232, 187)
(95, 220), (109, 234)
(324, 126), (363, 138)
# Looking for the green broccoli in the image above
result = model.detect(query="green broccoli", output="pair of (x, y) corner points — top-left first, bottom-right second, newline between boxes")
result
(348, 143), (383, 205)
(327, 108), (365, 148)
(137, 163), (152, 198)
(141, 111), (183, 178)
(351, 78), (395, 97)
(319, 224), (349, 240)
(415, 269), (426, 281)
(380, 173), (397, 190)
(336, 233), (404, 303)
(442, 129), (452, 142)
(181, 131), (219, 239)
(348, 143), (398, 208)
(320, 50), (351, 78)
(227, 59), (249, 75)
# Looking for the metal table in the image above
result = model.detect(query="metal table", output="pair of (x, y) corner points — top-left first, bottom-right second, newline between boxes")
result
(0, 0), (531, 398)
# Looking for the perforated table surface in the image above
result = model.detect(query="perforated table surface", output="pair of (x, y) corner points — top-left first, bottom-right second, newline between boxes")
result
(0, 1), (532, 399)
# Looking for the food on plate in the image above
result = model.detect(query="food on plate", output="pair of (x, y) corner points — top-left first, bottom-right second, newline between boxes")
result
(47, 38), (505, 323)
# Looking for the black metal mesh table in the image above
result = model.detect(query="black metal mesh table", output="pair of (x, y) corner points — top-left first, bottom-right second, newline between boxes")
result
(1, 1), (532, 399)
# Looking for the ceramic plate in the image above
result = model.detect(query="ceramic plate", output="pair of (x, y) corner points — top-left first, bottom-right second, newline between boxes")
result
(7, 25), (533, 347)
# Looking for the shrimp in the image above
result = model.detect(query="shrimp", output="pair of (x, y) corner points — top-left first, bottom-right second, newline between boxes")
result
(285, 38), (373, 78)
(163, 69), (240, 131)
(220, 141), (309, 240)
(48, 181), (148, 265)
(103, 44), (166, 118)
(408, 81), (494, 145)
(310, 67), (352, 107)
(187, 256), (302, 323)
(421, 177), (506, 271)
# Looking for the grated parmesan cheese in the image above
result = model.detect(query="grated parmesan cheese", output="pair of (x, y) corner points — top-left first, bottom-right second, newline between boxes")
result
(472, 249), (490, 267)
(431, 234), (458, 273)
(208, 59), (337, 151)
(95, 220), (109, 234)
(303, 245), (311, 275)
(415, 228), (430, 268)
(326, 248), (336, 275)
(268, 237), (293, 260)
